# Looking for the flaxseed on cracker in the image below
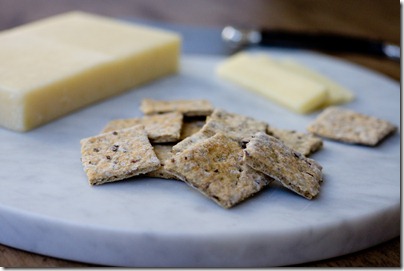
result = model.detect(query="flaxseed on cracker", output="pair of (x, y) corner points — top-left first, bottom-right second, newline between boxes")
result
(80, 125), (160, 185)
(101, 112), (183, 143)
(165, 133), (272, 208)
(244, 132), (322, 200)
(172, 109), (268, 153)
(267, 127), (323, 156)
(307, 106), (396, 146)
(140, 98), (214, 117)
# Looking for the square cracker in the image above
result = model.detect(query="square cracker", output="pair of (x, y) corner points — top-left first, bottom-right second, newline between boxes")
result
(101, 111), (183, 143)
(172, 109), (268, 153)
(244, 132), (323, 200)
(80, 125), (160, 185)
(140, 98), (214, 117)
(165, 133), (272, 208)
(145, 144), (179, 180)
(267, 126), (323, 156)
(306, 106), (396, 146)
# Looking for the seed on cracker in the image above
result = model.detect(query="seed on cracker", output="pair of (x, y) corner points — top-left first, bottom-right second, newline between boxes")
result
(140, 98), (214, 117)
(267, 126), (323, 156)
(101, 112), (183, 143)
(80, 125), (160, 185)
(173, 108), (268, 153)
(165, 133), (272, 208)
(244, 132), (323, 200)
(307, 106), (396, 146)
(146, 144), (179, 180)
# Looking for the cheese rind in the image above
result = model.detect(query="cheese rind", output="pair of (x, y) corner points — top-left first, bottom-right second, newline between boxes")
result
(0, 12), (181, 132)
(216, 53), (328, 114)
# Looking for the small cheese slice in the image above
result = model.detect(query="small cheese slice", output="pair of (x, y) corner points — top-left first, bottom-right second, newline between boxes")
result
(0, 11), (181, 132)
(216, 52), (328, 114)
(276, 58), (354, 106)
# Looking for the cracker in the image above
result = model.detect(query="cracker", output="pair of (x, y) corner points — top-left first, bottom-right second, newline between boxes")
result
(244, 132), (322, 200)
(101, 118), (142, 133)
(267, 126), (323, 156)
(173, 129), (212, 154)
(80, 125), (160, 185)
(180, 119), (206, 140)
(140, 98), (214, 117)
(173, 109), (268, 153)
(307, 106), (396, 146)
(145, 144), (179, 180)
(101, 112), (183, 143)
(165, 133), (272, 208)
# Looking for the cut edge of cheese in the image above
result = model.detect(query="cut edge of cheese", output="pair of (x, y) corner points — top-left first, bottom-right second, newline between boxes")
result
(4, 42), (179, 132)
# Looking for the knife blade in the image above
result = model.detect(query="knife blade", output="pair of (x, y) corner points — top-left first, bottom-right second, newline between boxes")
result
(222, 26), (400, 61)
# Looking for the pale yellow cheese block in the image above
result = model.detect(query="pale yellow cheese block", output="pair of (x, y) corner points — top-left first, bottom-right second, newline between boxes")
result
(216, 52), (328, 114)
(276, 58), (354, 106)
(0, 12), (181, 132)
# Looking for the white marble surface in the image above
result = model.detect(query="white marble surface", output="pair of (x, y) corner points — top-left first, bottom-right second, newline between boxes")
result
(0, 50), (400, 267)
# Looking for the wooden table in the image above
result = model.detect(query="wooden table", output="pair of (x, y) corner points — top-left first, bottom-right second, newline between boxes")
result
(0, 0), (400, 267)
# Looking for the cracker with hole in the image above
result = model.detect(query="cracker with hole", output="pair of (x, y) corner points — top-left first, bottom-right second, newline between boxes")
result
(267, 127), (323, 156)
(165, 133), (272, 208)
(173, 109), (268, 153)
(80, 125), (160, 185)
(140, 98), (214, 117)
(101, 111), (183, 143)
(307, 106), (396, 146)
(244, 132), (323, 200)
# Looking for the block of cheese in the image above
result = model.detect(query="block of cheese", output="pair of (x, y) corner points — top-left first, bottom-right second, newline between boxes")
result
(276, 58), (354, 106)
(216, 52), (328, 114)
(0, 11), (181, 132)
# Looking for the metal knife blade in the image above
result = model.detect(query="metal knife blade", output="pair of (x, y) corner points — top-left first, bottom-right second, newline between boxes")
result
(222, 26), (400, 61)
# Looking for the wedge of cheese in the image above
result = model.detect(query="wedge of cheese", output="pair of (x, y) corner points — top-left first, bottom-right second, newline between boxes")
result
(216, 52), (328, 114)
(0, 11), (181, 132)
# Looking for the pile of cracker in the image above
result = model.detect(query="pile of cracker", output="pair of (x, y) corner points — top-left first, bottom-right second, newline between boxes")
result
(81, 98), (328, 208)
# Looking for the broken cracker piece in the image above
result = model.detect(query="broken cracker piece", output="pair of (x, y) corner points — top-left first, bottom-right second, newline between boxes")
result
(80, 125), (160, 185)
(101, 111), (183, 143)
(307, 106), (396, 146)
(267, 126), (323, 156)
(173, 108), (268, 153)
(244, 132), (322, 200)
(146, 144), (179, 180)
(165, 133), (272, 208)
(140, 98), (214, 117)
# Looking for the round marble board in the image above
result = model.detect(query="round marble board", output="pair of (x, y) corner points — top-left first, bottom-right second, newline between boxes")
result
(0, 49), (400, 267)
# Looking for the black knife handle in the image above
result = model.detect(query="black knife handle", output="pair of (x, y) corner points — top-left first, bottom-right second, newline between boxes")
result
(261, 29), (387, 57)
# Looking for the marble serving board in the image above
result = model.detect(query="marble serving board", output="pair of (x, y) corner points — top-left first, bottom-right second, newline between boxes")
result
(0, 50), (400, 267)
